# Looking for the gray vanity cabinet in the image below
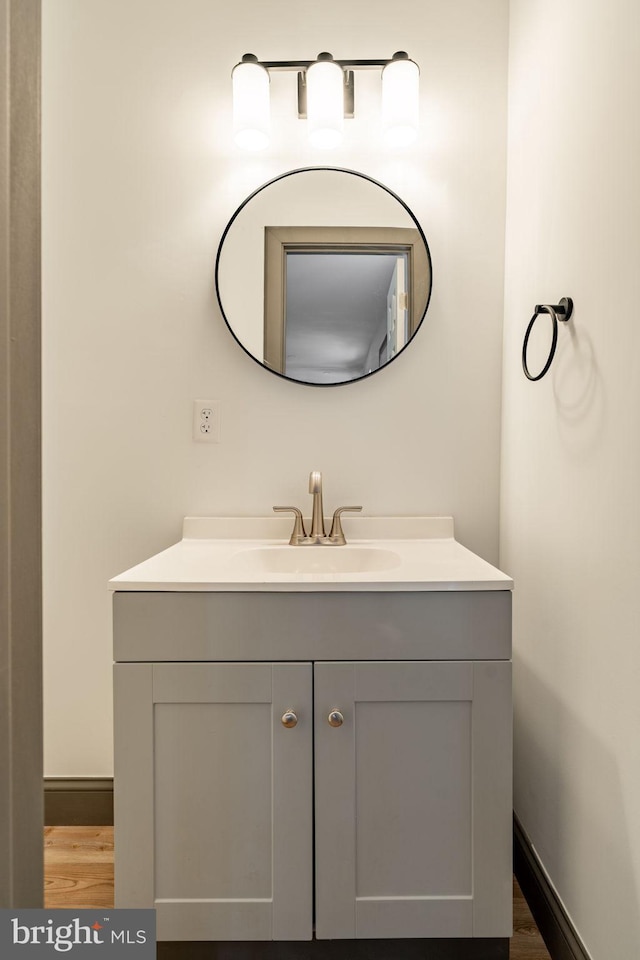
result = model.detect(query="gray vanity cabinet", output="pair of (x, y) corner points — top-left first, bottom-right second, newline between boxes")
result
(114, 661), (314, 941)
(314, 660), (512, 940)
(113, 589), (512, 945)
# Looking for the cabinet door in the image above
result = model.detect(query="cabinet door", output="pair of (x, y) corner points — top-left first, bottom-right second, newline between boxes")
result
(314, 660), (512, 940)
(114, 662), (313, 941)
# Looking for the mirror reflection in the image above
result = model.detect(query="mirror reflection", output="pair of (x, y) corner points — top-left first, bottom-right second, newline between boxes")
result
(285, 251), (408, 383)
(215, 168), (432, 386)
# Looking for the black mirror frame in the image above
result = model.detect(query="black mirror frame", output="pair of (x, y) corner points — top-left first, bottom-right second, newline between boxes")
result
(214, 166), (433, 387)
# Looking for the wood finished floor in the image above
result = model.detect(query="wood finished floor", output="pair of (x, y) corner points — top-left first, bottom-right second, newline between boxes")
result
(44, 826), (552, 959)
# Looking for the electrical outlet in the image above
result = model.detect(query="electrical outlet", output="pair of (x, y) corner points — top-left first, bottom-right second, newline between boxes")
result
(193, 400), (221, 443)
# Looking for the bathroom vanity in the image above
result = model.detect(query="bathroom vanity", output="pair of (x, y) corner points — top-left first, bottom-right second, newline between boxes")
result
(111, 517), (513, 958)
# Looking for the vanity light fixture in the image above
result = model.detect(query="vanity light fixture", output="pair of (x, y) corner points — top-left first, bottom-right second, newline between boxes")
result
(232, 54), (270, 151)
(381, 55), (420, 146)
(231, 51), (419, 150)
(305, 54), (345, 149)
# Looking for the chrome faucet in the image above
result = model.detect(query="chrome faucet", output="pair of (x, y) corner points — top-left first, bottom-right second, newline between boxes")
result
(274, 472), (362, 545)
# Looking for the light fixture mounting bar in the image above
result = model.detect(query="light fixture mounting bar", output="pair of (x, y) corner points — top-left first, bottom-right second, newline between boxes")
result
(255, 58), (398, 70)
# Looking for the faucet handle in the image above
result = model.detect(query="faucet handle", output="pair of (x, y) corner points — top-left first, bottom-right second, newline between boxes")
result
(273, 506), (308, 546)
(328, 506), (362, 545)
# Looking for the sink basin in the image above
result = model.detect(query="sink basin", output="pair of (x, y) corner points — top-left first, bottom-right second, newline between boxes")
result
(230, 545), (402, 575)
(108, 516), (514, 592)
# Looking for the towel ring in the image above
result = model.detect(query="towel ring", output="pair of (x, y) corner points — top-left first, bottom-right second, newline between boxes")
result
(522, 297), (573, 381)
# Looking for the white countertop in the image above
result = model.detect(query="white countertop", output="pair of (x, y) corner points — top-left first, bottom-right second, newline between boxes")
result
(109, 517), (513, 593)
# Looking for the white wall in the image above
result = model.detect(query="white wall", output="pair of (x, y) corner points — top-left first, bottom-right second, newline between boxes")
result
(501, 1), (640, 957)
(42, 0), (508, 776)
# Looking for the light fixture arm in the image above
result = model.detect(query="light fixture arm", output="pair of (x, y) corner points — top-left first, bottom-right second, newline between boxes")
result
(240, 51), (411, 71)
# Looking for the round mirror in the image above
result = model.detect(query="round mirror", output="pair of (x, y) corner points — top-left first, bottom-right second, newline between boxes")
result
(215, 167), (432, 386)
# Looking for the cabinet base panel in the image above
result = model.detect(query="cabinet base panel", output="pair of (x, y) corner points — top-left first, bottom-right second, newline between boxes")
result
(157, 939), (509, 960)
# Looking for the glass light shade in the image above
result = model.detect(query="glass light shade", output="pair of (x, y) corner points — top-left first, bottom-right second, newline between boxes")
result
(232, 60), (270, 151)
(381, 57), (419, 147)
(306, 60), (344, 149)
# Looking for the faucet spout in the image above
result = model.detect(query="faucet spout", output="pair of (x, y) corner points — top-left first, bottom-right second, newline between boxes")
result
(309, 471), (326, 541)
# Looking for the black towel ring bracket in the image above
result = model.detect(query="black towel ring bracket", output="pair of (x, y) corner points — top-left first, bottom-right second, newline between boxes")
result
(522, 296), (574, 381)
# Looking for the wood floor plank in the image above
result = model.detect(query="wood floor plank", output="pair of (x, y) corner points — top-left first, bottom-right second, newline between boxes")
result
(44, 825), (114, 862)
(44, 865), (116, 909)
(43, 827), (552, 958)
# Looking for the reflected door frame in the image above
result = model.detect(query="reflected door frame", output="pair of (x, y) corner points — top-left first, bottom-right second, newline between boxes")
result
(263, 226), (430, 376)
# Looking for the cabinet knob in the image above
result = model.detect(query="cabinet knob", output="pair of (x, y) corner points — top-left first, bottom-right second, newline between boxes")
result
(281, 710), (298, 728)
(328, 709), (344, 728)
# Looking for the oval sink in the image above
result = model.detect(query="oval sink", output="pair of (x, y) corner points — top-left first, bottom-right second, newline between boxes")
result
(231, 545), (402, 575)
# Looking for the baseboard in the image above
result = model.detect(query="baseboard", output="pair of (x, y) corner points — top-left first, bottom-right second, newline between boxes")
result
(44, 778), (114, 826)
(513, 815), (591, 960)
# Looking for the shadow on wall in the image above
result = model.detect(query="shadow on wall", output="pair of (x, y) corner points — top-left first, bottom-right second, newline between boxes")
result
(513, 655), (640, 957)
(551, 324), (605, 457)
